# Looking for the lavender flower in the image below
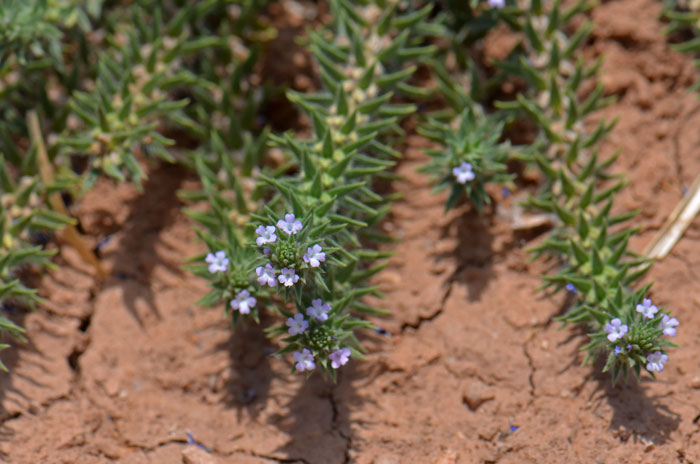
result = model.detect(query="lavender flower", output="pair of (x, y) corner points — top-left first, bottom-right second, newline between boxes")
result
(614, 346), (622, 356)
(452, 161), (475, 184)
(255, 225), (277, 246)
(328, 347), (351, 368)
(488, 0), (505, 8)
(255, 264), (277, 287)
(294, 348), (315, 371)
(646, 351), (668, 372)
(306, 299), (331, 321)
(303, 244), (326, 268)
(636, 298), (658, 319)
(565, 283), (577, 294)
(604, 318), (628, 342)
(278, 267), (299, 287)
(230, 290), (256, 314)
(286, 314), (308, 335)
(277, 213), (303, 236)
(660, 315), (679, 337)
(205, 251), (229, 274)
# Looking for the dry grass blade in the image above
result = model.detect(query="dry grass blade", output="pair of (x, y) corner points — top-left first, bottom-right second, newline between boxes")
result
(644, 170), (700, 259)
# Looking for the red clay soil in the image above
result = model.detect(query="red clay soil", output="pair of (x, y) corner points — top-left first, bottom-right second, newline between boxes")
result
(3, 0), (700, 462)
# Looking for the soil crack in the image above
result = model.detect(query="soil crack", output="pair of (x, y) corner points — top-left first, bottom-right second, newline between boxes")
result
(399, 278), (454, 333)
(327, 384), (351, 464)
(523, 334), (536, 398)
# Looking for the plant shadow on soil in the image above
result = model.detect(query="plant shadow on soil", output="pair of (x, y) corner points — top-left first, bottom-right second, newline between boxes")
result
(217, 313), (375, 459)
(438, 206), (497, 302)
(591, 358), (681, 445)
(217, 317), (275, 419)
(0, 306), (36, 451)
(98, 163), (189, 326)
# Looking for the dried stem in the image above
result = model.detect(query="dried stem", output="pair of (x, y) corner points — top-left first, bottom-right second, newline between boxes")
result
(26, 111), (106, 280)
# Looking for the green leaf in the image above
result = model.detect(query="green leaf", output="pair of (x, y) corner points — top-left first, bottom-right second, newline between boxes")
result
(591, 248), (603, 275)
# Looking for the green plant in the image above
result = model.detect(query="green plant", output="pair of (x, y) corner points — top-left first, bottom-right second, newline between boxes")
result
(193, 0), (438, 378)
(426, 0), (679, 382)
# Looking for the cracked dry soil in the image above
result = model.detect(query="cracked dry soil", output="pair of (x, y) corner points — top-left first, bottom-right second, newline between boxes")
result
(3, 0), (700, 462)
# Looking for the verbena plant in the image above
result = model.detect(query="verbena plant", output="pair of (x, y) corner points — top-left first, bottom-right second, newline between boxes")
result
(419, 1), (516, 211)
(191, 0), (439, 379)
(425, 0), (678, 383)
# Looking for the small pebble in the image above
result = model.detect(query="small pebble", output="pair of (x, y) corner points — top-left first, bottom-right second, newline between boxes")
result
(463, 382), (495, 411)
(373, 457), (400, 464)
(435, 449), (458, 464)
(182, 446), (220, 464)
(689, 377), (700, 389)
(104, 378), (120, 397)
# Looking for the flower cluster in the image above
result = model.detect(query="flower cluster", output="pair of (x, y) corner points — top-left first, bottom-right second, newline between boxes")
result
(251, 213), (326, 289)
(603, 298), (678, 373)
(200, 209), (354, 376)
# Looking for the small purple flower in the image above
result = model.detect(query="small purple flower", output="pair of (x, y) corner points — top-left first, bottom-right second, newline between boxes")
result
(646, 351), (668, 372)
(660, 314), (679, 337)
(230, 290), (256, 314)
(636, 298), (658, 319)
(605, 318), (628, 342)
(452, 161), (475, 184)
(488, 0), (505, 8)
(565, 283), (577, 294)
(255, 264), (277, 287)
(293, 348), (315, 371)
(509, 418), (518, 433)
(256, 225), (277, 246)
(277, 213), (303, 236)
(614, 346), (622, 356)
(306, 299), (331, 321)
(278, 267), (299, 287)
(328, 347), (351, 369)
(205, 251), (229, 273)
(263, 247), (271, 255)
(286, 313), (308, 335)
(303, 244), (326, 268)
